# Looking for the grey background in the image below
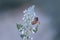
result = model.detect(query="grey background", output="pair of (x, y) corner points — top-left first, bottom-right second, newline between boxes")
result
(0, 0), (60, 40)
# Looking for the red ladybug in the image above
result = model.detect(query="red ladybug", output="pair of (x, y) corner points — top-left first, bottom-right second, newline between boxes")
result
(31, 17), (40, 25)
